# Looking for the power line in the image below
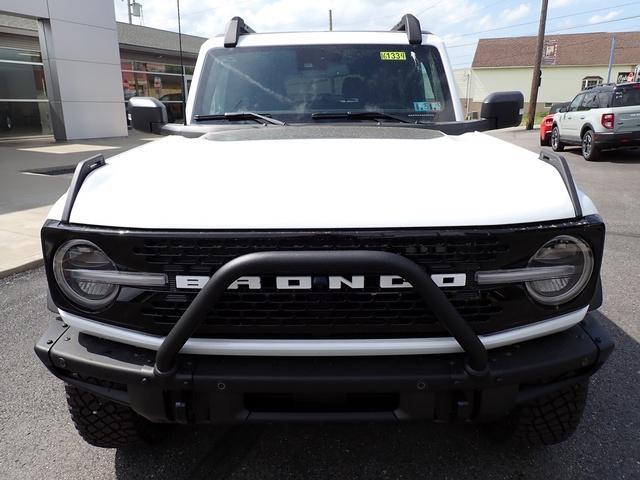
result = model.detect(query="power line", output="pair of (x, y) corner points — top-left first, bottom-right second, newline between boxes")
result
(416, 0), (444, 16)
(548, 13), (640, 33)
(459, 1), (640, 37)
(447, 2), (640, 49)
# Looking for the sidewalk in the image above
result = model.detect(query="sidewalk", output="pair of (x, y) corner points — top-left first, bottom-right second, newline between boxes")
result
(0, 205), (50, 278)
(0, 130), (158, 278)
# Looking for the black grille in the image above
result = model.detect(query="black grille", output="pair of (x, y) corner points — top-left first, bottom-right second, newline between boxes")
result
(129, 234), (511, 338)
(140, 286), (503, 338)
(132, 235), (510, 273)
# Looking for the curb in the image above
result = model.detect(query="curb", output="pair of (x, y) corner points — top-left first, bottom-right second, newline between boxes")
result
(0, 257), (44, 280)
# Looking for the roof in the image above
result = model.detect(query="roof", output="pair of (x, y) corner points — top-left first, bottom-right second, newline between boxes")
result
(117, 23), (206, 55)
(0, 14), (206, 55)
(472, 32), (640, 68)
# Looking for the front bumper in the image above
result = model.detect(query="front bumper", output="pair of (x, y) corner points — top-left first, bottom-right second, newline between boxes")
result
(594, 130), (640, 148)
(35, 313), (613, 424)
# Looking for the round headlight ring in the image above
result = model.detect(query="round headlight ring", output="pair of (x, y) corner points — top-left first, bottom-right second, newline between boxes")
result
(53, 240), (119, 310)
(525, 235), (594, 306)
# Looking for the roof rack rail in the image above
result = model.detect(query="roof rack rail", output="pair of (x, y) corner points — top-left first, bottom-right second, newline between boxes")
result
(224, 16), (255, 48)
(391, 14), (422, 45)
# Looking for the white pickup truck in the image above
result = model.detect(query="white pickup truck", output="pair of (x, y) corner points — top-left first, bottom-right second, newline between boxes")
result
(35, 14), (612, 449)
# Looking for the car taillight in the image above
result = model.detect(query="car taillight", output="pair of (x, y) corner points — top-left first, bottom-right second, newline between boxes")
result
(545, 118), (553, 126)
(601, 113), (615, 129)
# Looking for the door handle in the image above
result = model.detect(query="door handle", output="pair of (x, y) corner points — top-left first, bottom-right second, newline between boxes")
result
(580, 116), (585, 120)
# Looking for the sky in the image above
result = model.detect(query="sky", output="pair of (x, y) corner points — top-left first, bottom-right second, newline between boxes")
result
(113, 0), (640, 69)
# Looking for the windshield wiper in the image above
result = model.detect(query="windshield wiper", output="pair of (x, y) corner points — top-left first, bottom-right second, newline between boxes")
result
(311, 111), (416, 124)
(194, 112), (286, 126)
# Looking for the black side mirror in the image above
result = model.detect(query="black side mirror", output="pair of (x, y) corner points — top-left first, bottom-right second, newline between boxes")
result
(558, 106), (567, 113)
(480, 91), (524, 129)
(129, 97), (168, 134)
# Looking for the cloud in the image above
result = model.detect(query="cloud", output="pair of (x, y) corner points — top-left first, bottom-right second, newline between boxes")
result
(501, 3), (531, 23)
(549, 0), (576, 9)
(589, 11), (619, 24)
(113, 0), (485, 38)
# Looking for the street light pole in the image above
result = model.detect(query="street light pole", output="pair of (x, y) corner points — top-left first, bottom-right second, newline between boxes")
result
(127, 0), (133, 24)
(526, 0), (549, 130)
(606, 36), (616, 83)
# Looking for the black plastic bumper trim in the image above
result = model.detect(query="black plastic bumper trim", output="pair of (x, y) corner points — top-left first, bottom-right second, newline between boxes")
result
(34, 313), (613, 423)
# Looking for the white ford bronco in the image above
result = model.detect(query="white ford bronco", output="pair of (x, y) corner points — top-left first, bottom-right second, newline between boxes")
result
(36, 15), (612, 448)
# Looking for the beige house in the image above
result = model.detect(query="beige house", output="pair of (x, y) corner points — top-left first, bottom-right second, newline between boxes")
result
(456, 32), (640, 119)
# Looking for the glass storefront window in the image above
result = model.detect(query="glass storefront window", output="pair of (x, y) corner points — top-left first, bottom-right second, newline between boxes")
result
(0, 101), (51, 137)
(121, 60), (193, 76)
(0, 47), (51, 137)
(122, 59), (194, 123)
(0, 46), (42, 63)
(0, 62), (47, 100)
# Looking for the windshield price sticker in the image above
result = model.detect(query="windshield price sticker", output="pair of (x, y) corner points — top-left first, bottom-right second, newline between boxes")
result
(380, 51), (406, 61)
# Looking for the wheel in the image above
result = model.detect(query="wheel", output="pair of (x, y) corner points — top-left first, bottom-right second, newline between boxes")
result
(581, 129), (601, 161)
(540, 133), (550, 147)
(485, 380), (589, 446)
(551, 126), (564, 151)
(65, 384), (169, 448)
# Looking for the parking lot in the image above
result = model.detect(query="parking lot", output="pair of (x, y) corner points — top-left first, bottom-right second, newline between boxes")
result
(0, 129), (638, 479)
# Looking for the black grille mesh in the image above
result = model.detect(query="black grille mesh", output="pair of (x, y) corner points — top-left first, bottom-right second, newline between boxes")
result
(132, 236), (509, 273)
(129, 234), (510, 338)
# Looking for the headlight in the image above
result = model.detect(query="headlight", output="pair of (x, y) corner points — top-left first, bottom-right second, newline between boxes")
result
(53, 240), (119, 310)
(526, 235), (594, 306)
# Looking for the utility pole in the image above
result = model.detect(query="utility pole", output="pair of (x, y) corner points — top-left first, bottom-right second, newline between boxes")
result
(606, 36), (616, 83)
(127, 0), (132, 24)
(526, 0), (548, 130)
(177, 0), (186, 126)
(329, 9), (333, 31)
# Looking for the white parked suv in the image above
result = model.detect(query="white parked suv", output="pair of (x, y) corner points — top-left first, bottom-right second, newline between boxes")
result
(34, 14), (613, 449)
(551, 82), (640, 161)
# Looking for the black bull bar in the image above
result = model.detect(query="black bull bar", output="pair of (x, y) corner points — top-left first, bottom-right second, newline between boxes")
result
(153, 251), (489, 377)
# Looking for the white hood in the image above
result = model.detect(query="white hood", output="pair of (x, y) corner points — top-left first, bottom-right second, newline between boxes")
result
(48, 132), (588, 229)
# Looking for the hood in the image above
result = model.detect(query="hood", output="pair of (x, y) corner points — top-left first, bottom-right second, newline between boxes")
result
(49, 129), (580, 229)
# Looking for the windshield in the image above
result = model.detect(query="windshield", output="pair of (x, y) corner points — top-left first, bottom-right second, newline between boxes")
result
(193, 44), (455, 123)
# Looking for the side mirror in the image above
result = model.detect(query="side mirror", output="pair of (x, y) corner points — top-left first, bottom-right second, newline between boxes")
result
(558, 106), (567, 113)
(129, 97), (167, 134)
(480, 91), (524, 129)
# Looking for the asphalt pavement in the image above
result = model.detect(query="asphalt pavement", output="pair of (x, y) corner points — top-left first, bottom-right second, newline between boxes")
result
(0, 131), (155, 215)
(0, 129), (638, 479)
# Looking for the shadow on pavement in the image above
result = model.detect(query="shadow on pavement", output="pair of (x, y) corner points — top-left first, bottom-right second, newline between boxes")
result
(114, 312), (638, 480)
(561, 146), (640, 164)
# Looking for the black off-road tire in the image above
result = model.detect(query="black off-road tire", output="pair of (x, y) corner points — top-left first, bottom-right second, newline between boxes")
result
(581, 129), (602, 161)
(65, 384), (168, 448)
(486, 380), (589, 446)
(551, 126), (564, 152)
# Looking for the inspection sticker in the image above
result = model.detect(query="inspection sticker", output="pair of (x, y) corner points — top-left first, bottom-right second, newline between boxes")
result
(413, 101), (442, 112)
(380, 51), (407, 61)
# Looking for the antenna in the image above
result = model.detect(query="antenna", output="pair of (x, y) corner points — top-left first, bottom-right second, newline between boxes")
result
(176, 0), (187, 126)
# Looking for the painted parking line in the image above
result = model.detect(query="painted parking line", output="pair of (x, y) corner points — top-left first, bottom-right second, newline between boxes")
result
(18, 144), (120, 154)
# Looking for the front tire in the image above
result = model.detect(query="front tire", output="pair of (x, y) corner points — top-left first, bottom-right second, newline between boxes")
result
(551, 126), (564, 151)
(65, 384), (169, 448)
(486, 380), (589, 446)
(582, 129), (601, 161)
